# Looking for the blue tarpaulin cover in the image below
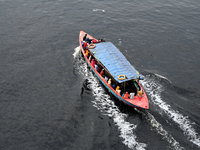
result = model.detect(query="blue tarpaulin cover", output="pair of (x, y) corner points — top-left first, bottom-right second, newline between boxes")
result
(89, 42), (140, 83)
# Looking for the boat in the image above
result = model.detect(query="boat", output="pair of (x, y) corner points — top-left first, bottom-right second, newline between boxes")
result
(79, 31), (149, 110)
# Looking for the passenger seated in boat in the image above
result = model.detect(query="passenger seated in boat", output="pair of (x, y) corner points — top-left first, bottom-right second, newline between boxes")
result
(90, 56), (94, 62)
(104, 76), (108, 82)
(108, 79), (112, 86)
(81, 41), (84, 47)
(84, 41), (88, 47)
(91, 59), (95, 67)
(83, 41), (88, 50)
(92, 39), (97, 43)
(85, 49), (89, 57)
(97, 66), (102, 73)
(116, 86), (121, 94)
(116, 85), (120, 91)
(86, 38), (92, 44)
(122, 92), (125, 97)
(87, 53), (90, 59)
(112, 83), (117, 90)
(89, 54), (92, 61)
(95, 63), (99, 71)
(100, 69), (104, 76)
(130, 92), (135, 100)
(97, 38), (105, 42)
(123, 92), (130, 99)
(138, 90), (143, 97)
(94, 59), (98, 64)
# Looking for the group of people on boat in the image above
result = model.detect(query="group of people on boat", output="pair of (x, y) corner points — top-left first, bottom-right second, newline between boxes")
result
(82, 34), (144, 100)
(82, 34), (105, 50)
(122, 88), (144, 100)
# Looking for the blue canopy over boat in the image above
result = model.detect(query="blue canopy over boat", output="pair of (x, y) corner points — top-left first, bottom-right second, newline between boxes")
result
(89, 42), (140, 83)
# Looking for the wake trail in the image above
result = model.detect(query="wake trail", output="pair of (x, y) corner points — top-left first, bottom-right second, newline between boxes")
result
(135, 108), (184, 150)
(141, 75), (200, 148)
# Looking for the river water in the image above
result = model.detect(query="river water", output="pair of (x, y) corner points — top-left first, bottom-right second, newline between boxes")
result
(0, 0), (200, 150)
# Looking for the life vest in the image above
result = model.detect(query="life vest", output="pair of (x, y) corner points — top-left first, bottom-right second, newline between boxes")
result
(123, 92), (129, 99)
(116, 86), (120, 91)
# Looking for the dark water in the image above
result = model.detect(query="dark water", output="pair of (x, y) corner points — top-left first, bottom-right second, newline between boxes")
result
(1, 0), (200, 149)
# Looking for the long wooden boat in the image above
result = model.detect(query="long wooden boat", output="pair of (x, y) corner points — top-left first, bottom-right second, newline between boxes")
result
(79, 31), (149, 109)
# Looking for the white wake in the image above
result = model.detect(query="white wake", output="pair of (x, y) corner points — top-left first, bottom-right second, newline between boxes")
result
(141, 75), (200, 148)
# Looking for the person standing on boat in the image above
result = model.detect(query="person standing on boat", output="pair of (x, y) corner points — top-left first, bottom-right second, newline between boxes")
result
(83, 34), (87, 41)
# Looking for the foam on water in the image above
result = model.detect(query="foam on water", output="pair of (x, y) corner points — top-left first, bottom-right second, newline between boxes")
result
(73, 46), (81, 58)
(135, 108), (184, 150)
(154, 73), (171, 83)
(73, 47), (147, 150)
(93, 9), (105, 12)
(141, 75), (200, 147)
